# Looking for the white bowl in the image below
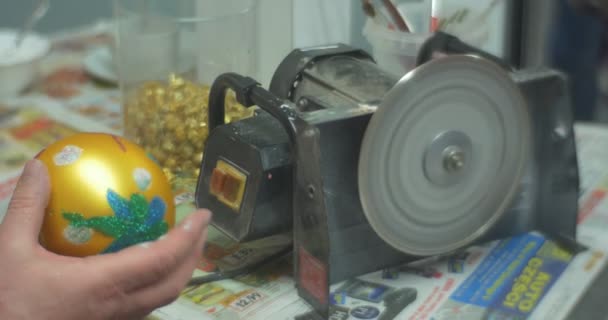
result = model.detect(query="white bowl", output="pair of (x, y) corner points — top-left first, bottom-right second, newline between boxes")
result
(0, 29), (51, 97)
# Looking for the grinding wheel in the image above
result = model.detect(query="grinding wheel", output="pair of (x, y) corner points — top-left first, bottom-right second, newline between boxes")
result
(358, 55), (531, 256)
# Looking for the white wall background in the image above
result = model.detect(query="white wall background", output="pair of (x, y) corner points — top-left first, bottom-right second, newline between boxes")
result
(0, 0), (556, 83)
(0, 0), (111, 33)
(257, 0), (355, 86)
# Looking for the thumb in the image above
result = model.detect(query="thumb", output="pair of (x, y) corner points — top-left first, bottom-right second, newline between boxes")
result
(1, 159), (50, 244)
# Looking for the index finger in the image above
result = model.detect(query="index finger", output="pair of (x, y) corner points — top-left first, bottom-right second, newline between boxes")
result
(86, 210), (211, 293)
(0, 160), (50, 245)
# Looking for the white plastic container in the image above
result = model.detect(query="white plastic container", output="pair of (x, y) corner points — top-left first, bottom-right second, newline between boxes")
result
(363, 19), (430, 78)
(0, 30), (50, 97)
(114, 0), (258, 181)
(431, 0), (508, 58)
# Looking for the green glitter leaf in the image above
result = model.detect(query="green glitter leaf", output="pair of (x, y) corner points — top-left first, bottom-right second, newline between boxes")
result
(148, 221), (169, 239)
(101, 221), (169, 254)
(129, 193), (149, 223)
(140, 228), (164, 243)
(63, 212), (87, 227)
(61, 188), (172, 254)
(103, 235), (137, 254)
(84, 216), (127, 238)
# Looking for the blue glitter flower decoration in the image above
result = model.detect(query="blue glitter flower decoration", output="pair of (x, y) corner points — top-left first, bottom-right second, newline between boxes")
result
(63, 189), (169, 253)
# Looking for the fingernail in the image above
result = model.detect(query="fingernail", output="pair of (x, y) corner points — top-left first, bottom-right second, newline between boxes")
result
(200, 210), (212, 225)
(182, 218), (194, 231)
(181, 211), (210, 233)
(158, 235), (167, 241)
(139, 242), (151, 248)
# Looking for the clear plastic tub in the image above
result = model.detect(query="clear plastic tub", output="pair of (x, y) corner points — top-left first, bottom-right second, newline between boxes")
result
(363, 18), (430, 78)
(113, 0), (258, 182)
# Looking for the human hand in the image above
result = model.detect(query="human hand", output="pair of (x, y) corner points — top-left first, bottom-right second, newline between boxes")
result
(0, 159), (211, 320)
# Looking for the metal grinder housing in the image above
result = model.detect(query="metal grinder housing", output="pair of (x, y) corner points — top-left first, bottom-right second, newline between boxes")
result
(195, 33), (579, 318)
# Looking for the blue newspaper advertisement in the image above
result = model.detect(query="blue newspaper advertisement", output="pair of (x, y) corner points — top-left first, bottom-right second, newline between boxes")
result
(433, 233), (572, 319)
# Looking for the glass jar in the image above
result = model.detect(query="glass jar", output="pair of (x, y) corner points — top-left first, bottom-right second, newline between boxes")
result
(113, 0), (258, 183)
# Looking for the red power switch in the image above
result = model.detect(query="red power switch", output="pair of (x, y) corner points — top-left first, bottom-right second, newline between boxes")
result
(210, 168), (227, 196)
(209, 160), (248, 212)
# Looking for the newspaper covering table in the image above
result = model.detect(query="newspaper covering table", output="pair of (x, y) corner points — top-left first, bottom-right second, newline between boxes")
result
(1, 23), (608, 320)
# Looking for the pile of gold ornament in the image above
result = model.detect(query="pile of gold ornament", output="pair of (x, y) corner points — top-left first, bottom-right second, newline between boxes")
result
(124, 74), (255, 181)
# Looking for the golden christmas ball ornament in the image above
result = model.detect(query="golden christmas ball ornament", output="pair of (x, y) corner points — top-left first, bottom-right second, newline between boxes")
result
(36, 132), (176, 257)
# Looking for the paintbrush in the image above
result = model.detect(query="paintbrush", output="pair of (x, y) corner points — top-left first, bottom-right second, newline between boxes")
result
(362, 0), (395, 30)
(381, 0), (411, 32)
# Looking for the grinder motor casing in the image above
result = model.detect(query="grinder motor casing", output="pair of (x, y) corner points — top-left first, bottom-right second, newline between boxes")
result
(195, 36), (580, 318)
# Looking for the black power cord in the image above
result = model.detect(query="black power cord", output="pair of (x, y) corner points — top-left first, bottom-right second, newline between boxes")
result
(186, 246), (293, 287)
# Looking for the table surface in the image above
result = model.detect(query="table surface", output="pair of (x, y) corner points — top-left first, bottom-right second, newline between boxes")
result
(2, 24), (608, 320)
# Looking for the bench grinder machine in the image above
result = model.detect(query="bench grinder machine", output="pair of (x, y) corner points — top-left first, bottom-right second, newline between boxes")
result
(195, 33), (580, 318)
